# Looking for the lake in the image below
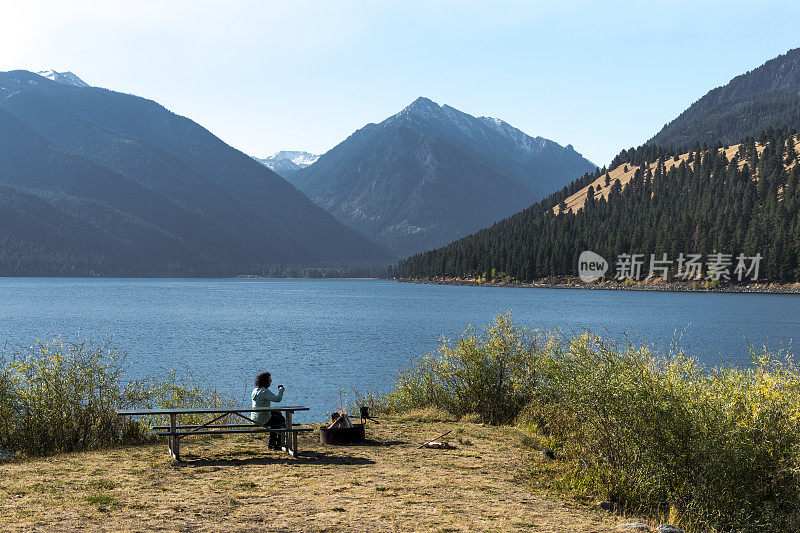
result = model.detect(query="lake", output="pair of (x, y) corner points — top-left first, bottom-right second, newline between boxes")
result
(1, 278), (798, 420)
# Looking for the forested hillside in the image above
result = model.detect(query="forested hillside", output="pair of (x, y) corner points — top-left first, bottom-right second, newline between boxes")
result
(396, 128), (800, 283)
(649, 47), (800, 148)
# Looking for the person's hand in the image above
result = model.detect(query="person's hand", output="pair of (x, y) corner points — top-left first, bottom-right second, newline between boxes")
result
(278, 385), (285, 391)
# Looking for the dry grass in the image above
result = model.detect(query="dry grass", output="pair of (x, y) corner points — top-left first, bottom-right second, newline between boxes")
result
(0, 413), (627, 532)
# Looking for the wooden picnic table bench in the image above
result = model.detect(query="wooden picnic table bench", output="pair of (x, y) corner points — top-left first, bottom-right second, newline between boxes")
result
(115, 406), (312, 461)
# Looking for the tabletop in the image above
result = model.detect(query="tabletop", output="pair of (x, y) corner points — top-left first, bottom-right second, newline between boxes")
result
(116, 406), (309, 416)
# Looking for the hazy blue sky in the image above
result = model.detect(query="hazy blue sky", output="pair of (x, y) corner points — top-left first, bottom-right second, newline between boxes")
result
(2, 1), (799, 166)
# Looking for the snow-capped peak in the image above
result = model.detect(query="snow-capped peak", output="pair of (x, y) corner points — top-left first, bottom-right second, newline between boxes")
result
(36, 70), (89, 87)
(392, 97), (546, 161)
(254, 150), (320, 174)
(477, 115), (549, 153)
(402, 96), (439, 113)
(269, 150), (320, 167)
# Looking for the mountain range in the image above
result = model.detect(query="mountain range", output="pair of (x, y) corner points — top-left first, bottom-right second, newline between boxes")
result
(397, 47), (800, 282)
(9, 45), (797, 277)
(0, 70), (385, 275)
(287, 97), (596, 257)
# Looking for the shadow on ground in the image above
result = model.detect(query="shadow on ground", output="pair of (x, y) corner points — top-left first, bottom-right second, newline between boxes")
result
(172, 434), (409, 467)
(177, 450), (376, 467)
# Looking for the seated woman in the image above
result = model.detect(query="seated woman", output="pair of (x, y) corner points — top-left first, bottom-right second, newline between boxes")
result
(251, 372), (285, 450)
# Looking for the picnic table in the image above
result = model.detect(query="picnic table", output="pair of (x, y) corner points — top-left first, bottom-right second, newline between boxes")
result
(116, 406), (312, 461)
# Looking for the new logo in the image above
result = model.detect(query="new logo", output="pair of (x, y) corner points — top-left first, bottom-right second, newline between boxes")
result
(578, 251), (608, 282)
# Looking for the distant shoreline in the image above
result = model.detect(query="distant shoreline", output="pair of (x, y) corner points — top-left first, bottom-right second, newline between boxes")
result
(235, 275), (381, 280)
(397, 277), (800, 294)
(0, 275), (384, 280)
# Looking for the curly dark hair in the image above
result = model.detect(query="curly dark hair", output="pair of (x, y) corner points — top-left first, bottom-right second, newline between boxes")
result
(255, 372), (271, 388)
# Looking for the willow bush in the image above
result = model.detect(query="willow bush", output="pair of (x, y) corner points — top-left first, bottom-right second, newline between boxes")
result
(0, 338), (230, 458)
(383, 313), (800, 531)
(387, 313), (536, 424)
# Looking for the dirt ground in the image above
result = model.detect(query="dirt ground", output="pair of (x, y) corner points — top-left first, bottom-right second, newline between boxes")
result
(0, 413), (627, 532)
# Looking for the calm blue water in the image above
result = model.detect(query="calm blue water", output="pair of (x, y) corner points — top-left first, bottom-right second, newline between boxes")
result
(0, 278), (798, 420)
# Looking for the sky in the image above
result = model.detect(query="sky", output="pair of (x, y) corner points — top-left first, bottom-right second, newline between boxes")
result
(1, 1), (799, 166)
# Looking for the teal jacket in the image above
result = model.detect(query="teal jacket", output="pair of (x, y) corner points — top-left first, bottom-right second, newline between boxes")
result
(251, 386), (283, 425)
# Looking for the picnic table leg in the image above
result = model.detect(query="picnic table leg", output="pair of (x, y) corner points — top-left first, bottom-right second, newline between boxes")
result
(284, 411), (294, 456)
(169, 413), (180, 462)
(167, 415), (173, 458)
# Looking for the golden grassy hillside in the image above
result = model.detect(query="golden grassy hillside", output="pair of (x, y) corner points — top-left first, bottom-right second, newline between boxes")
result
(554, 138), (800, 215)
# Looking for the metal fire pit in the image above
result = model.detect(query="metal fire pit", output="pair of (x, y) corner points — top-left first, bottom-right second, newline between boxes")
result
(320, 423), (365, 445)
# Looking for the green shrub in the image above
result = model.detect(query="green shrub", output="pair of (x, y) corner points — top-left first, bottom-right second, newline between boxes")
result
(0, 337), (230, 458)
(386, 312), (537, 424)
(384, 313), (800, 531)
